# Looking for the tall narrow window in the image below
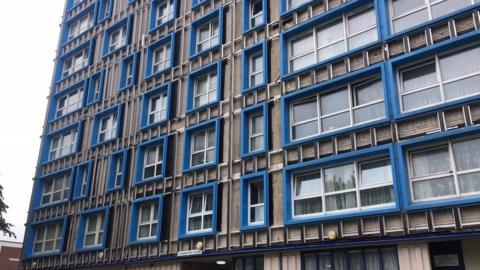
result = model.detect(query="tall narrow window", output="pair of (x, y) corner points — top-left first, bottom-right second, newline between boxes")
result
(293, 171), (323, 216)
(248, 181), (264, 225)
(143, 144), (163, 180)
(187, 191), (213, 233)
(156, 0), (174, 26)
(249, 111), (264, 152)
(196, 20), (219, 53)
(249, 53), (264, 88)
(79, 167), (89, 197)
(194, 71), (217, 108)
(114, 156), (124, 188)
(148, 92), (168, 125)
(191, 128), (215, 167)
(56, 87), (83, 118)
(33, 223), (63, 254)
(250, 0), (263, 28)
(98, 113), (117, 143)
(138, 203), (159, 239)
(84, 213), (105, 248)
(41, 174), (70, 206)
(49, 129), (78, 160)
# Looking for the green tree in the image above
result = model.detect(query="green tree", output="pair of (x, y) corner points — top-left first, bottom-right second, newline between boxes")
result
(0, 184), (15, 238)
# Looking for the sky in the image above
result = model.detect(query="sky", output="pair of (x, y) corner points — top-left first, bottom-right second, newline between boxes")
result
(0, 1), (65, 242)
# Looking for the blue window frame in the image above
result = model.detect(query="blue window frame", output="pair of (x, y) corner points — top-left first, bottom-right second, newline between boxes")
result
(140, 83), (172, 129)
(102, 15), (133, 57)
(240, 171), (269, 231)
(397, 125), (480, 211)
(283, 144), (400, 226)
(241, 102), (269, 158)
(302, 246), (399, 270)
(279, 0), (314, 16)
(149, 0), (177, 32)
(76, 207), (110, 252)
(189, 8), (224, 58)
(387, 33), (480, 120)
(135, 136), (168, 184)
(144, 33), (175, 79)
(182, 119), (221, 173)
(23, 216), (68, 258)
(67, 0), (86, 10)
(186, 61), (222, 113)
(73, 161), (93, 200)
(62, 2), (97, 45)
(280, 0), (382, 78)
(385, 0), (480, 38)
(128, 195), (164, 245)
(97, 0), (114, 22)
(48, 80), (88, 122)
(55, 39), (95, 82)
(128, 0), (137, 4)
(32, 167), (75, 209)
(118, 53), (139, 91)
(41, 122), (83, 164)
(242, 41), (269, 93)
(191, 0), (212, 10)
(178, 182), (218, 239)
(281, 64), (390, 147)
(91, 104), (124, 147)
(87, 69), (105, 106)
(106, 149), (128, 191)
(243, 0), (267, 33)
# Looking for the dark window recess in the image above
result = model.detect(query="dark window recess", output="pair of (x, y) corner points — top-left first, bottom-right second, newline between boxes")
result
(429, 241), (465, 270)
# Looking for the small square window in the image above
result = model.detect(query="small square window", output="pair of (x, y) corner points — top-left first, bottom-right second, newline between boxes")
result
(129, 195), (164, 245)
(187, 61), (222, 113)
(145, 33), (174, 78)
(183, 119), (220, 173)
(39, 171), (72, 207)
(135, 136), (168, 184)
(30, 219), (65, 256)
(91, 105), (123, 146)
(103, 16), (132, 57)
(140, 83), (172, 129)
(76, 208), (109, 251)
(190, 8), (223, 58)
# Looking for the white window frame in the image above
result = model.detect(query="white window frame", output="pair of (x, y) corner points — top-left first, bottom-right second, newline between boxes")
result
(83, 213), (105, 248)
(98, 113), (117, 143)
(80, 166), (89, 196)
(287, 5), (377, 72)
(250, 0), (263, 28)
(41, 174), (70, 206)
(291, 157), (394, 218)
(33, 223), (62, 254)
(397, 45), (480, 113)
(186, 191), (214, 233)
(109, 26), (127, 52)
(193, 72), (217, 108)
(62, 48), (89, 77)
(56, 87), (83, 118)
(387, 0), (477, 34)
(247, 180), (265, 225)
(249, 52), (264, 88)
(152, 43), (171, 73)
(248, 111), (264, 152)
(156, 0), (174, 26)
(196, 20), (219, 53)
(68, 12), (94, 40)
(190, 128), (215, 167)
(125, 60), (134, 86)
(407, 136), (480, 202)
(289, 77), (384, 141)
(148, 92), (168, 125)
(137, 203), (159, 240)
(114, 156), (124, 188)
(143, 144), (164, 180)
(49, 129), (78, 160)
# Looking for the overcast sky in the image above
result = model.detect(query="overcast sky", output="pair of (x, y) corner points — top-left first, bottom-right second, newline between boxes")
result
(0, 1), (65, 242)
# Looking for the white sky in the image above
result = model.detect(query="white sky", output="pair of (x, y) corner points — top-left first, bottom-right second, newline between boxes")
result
(0, 1), (65, 242)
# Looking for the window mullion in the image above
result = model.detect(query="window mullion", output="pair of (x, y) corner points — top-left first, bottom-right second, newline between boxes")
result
(448, 141), (461, 196)
(354, 160), (361, 210)
(434, 54), (446, 103)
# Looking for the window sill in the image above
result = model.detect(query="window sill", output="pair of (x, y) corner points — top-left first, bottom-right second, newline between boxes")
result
(182, 162), (217, 174)
(189, 44), (221, 60)
(149, 18), (175, 33)
(243, 23), (266, 36)
(144, 66), (172, 80)
(242, 82), (267, 94)
(178, 229), (215, 240)
(187, 100), (220, 114)
(103, 44), (128, 58)
(140, 119), (169, 131)
(135, 175), (165, 186)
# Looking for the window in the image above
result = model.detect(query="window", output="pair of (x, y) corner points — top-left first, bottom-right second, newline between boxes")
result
(241, 103), (268, 157)
(407, 136), (480, 202)
(287, 6), (377, 72)
(288, 0), (310, 11)
(249, 112), (264, 153)
(242, 42), (268, 92)
(91, 105), (123, 146)
(388, 0), (476, 34)
(249, 53), (264, 88)
(179, 183), (218, 238)
(107, 150), (127, 191)
(234, 256), (264, 270)
(110, 26), (127, 52)
(87, 70), (104, 105)
(55, 86), (84, 118)
(33, 222), (63, 254)
(129, 195), (163, 245)
(190, 9), (223, 57)
(145, 33), (174, 78)
(290, 156), (394, 218)
(73, 161), (92, 200)
(183, 119), (220, 172)
(76, 208), (109, 251)
(98, 0), (113, 22)
(289, 77), (385, 141)
(68, 12), (94, 41)
(49, 129), (78, 160)
(140, 83), (171, 129)
(250, 0), (263, 28)
(397, 46), (480, 113)
(41, 173), (70, 206)
(83, 213), (105, 248)
(240, 172), (269, 230)
(187, 61), (222, 112)
(119, 54), (137, 91)
(157, 0), (174, 26)
(103, 16), (132, 56)
(135, 136), (167, 183)
(303, 247), (399, 270)
(62, 48), (89, 77)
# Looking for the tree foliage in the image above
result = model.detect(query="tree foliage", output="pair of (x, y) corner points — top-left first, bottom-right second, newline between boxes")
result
(0, 184), (15, 238)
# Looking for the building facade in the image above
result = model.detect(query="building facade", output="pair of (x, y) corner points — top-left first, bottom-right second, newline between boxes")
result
(21, 0), (480, 269)
(0, 241), (22, 270)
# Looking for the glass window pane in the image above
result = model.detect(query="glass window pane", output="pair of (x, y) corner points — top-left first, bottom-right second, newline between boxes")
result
(439, 46), (480, 81)
(294, 197), (322, 215)
(304, 253), (317, 270)
(321, 89), (349, 115)
(443, 75), (480, 101)
(361, 186), (394, 206)
(353, 102), (385, 123)
(317, 20), (343, 48)
(317, 41), (344, 62)
(324, 164), (355, 193)
(250, 181), (264, 205)
(413, 177), (456, 200)
(361, 159), (392, 186)
(392, 8), (429, 33)
(333, 252), (346, 270)
(402, 86), (441, 112)
(382, 248), (400, 270)
(193, 133), (206, 151)
(293, 98), (318, 123)
(291, 33), (314, 58)
(453, 138), (480, 171)
(348, 26), (377, 50)
(190, 195), (203, 213)
(401, 62), (437, 92)
(348, 251), (363, 270)
(295, 172), (322, 196)
(203, 214), (212, 229)
(188, 216), (202, 231)
(205, 192), (213, 211)
(431, 0), (470, 19)
(348, 8), (376, 35)
(365, 250), (381, 270)
(391, 0), (425, 17)
(326, 192), (357, 211)
(459, 172), (480, 194)
(321, 112), (351, 132)
(355, 79), (383, 105)
(411, 147), (450, 178)
(291, 53), (316, 71)
(250, 205), (264, 223)
(293, 121), (318, 140)
(251, 114), (264, 135)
